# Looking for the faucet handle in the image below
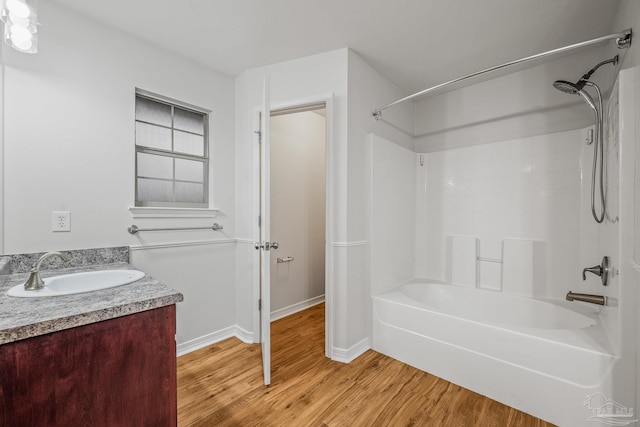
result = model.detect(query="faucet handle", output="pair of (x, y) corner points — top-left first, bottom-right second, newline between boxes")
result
(582, 265), (602, 280)
(582, 256), (610, 286)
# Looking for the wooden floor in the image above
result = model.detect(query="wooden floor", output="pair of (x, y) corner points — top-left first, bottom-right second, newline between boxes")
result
(177, 304), (554, 426)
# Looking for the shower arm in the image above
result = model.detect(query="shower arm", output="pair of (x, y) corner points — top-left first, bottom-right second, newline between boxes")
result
(372, 29), (632, 119)
(580, 56), (620, 82)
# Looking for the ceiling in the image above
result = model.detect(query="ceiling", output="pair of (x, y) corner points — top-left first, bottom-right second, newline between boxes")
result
(50, 0), (621, 94)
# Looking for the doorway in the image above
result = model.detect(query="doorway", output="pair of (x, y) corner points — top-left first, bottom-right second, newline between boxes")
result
(254, 94), (334, 386)
(269, 105), (327, 326)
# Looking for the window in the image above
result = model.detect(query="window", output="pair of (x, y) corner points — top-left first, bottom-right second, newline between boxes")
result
(135, 92), (209, 208)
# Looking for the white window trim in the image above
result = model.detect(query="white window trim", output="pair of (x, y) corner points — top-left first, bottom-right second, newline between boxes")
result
(135, 89), (212, 114)
(134, 89), (211, 209)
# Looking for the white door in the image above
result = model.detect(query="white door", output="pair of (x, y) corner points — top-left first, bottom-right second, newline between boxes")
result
(258, 78), (274, 386)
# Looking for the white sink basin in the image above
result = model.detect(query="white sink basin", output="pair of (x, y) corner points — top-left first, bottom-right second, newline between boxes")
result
(7, 270), (145, 298)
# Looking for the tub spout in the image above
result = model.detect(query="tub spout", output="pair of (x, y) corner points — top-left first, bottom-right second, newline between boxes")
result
(566, 291), (606, 305)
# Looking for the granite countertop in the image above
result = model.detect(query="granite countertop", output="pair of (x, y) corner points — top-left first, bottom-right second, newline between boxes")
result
(0, 262), (183, 345)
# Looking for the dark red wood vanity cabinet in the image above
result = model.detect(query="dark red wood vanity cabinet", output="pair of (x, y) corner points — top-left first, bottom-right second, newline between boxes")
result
(0, 305), (177, 427)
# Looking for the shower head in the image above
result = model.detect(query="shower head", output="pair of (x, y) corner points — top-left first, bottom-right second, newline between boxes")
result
(553, 79), (596, 110)
(552, 79), (585, 94)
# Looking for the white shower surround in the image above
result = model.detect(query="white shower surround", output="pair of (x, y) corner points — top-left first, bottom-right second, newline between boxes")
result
(416, 128), (586, 298)
(369, 68), (637, 426)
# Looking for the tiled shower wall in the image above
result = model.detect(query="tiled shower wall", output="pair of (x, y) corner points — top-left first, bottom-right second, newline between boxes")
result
(415, 128), (593, 301)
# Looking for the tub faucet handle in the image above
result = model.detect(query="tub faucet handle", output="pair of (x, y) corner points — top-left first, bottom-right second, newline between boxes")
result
(582, 265), (602, 280)
(582, 256), (610, 286)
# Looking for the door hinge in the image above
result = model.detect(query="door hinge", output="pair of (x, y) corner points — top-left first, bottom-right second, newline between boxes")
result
(255, 130), (262, 143)
(258, 215), (261, 227)
(258, 299), (262, 311)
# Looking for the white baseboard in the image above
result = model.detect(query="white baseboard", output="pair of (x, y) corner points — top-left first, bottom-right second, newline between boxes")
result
(177, 325), (255, 356)
(176, 297), (327, 356)
(177, 326), (236, 356)
(234, 325), (254, 344)
(331, 337), (370, 363)
(271, 295), (325, 322)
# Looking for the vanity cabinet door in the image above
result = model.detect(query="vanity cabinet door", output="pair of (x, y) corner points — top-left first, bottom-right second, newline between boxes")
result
(0, 305), (177, 427)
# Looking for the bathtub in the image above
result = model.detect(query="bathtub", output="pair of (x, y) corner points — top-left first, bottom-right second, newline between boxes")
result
(372, 280), (617, 426)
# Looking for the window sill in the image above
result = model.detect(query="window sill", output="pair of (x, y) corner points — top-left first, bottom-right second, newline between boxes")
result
(128, 207), (220, 219)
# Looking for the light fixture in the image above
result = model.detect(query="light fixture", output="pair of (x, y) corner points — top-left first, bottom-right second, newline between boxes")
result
(0, 0), (38, 53)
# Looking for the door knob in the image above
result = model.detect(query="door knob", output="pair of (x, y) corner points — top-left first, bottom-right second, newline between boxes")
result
(270, 242), (279, 250)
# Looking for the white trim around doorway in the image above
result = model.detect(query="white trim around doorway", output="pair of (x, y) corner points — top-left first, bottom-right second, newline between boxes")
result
(252, 93), (336, 361)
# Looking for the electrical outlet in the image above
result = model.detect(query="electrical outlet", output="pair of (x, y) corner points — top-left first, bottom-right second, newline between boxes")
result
(52, 211), (71, 232)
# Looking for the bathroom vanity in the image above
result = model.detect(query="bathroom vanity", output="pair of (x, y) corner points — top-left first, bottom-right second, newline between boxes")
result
(0, 248), (183, 427)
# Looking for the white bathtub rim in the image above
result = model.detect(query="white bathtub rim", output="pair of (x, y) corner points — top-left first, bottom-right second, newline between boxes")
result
(374, 313), (619, 389)
(400, 284), (598, 329)
(377, 278), (606, 332)
(389, 277), (602, 315)
(373, 293), (614, 358)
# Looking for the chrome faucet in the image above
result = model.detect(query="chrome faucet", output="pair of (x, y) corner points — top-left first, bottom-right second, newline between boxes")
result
(566, 291), (606, 305)
(582, 256), (610, 286)
(23, 251), (71, 291)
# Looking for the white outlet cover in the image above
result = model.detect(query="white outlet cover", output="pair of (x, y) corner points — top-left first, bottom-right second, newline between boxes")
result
(52, 211), (71, 232)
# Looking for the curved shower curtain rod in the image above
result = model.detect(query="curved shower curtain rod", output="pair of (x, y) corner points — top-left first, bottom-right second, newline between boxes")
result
(372, 29), (632, 120)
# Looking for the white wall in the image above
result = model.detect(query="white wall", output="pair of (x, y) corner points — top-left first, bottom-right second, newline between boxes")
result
(0, 45), (4, 254)
(234, 48), (348, 348)
(131, 242), (236, 348)
(235, 48), (413, 358)
(614, 65), (639, 421)
(347, 51), (414, 353)
(610, 0), (640, 263)
(369, 134), (415, 296)
(609, 0), (640, 414)
(414, 47), (615, 153)
(270, 111), (325, 315)
(0, 3), (237, 348)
